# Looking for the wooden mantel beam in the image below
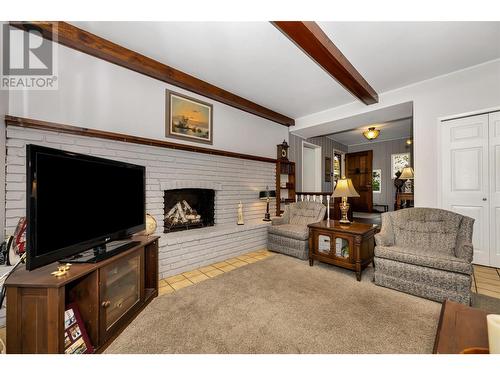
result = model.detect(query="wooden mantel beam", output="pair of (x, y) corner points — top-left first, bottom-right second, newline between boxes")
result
(272, 21), (379, 105)
(10, 21), (295, 127)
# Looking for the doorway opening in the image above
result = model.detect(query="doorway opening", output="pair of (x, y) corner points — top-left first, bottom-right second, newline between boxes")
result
(301, 141), (322, 192)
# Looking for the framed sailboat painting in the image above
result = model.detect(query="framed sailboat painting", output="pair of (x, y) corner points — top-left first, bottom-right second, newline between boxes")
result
(165, 90), (213, 145)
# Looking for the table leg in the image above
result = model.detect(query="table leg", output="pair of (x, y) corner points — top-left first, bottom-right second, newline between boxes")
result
(308, 229), (314, 267)
(355, 235), (362, 281)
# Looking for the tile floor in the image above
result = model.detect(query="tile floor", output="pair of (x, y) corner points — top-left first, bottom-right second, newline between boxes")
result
(472, 265), (500, 299)
(158, 249), (274, 296)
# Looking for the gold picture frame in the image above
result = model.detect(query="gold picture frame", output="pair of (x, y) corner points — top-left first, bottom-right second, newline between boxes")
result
(165, 90), (213, 145)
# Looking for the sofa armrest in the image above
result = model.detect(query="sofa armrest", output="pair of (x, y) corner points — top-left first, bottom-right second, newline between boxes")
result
(375, 232), (393, 246)
(271, 216), (286, 226)
(455, 241), (474, 263)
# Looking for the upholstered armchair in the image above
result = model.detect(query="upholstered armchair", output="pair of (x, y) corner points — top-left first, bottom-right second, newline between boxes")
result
(374, 208), (474, 305)
(268, 201), (326, 260)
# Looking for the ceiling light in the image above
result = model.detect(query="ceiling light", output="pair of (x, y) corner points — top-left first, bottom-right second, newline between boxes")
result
(406, 139), (413, 145)
(363, 127), (380, 140)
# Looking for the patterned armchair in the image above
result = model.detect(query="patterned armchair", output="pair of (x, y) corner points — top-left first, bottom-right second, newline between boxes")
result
(268, 201), (326, 260)
(374, 208), (474, 305)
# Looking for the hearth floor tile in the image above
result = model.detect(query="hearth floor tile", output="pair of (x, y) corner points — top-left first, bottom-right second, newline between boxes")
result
(217, 264), (237, 272)
(231, 260), (248, 268)
(187, 273), (210, 283)
(156, 249), (274, 294)
(226, 258), (243, 264)
(159, 284), (175, 295)
(204, 269), (224, 278)
(253, 254), (271, 260)
(182, 269), (203, 278)
(236, 255), (252, 261)
(165, 274), (187, 284)
(198, 265), (217, 273)
(212, 261), (231, 269)
(170, 279), (194, 290)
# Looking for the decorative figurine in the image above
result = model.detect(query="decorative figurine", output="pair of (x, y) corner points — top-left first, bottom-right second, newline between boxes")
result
(51, 263), (72, 278)
(237, 201), (244, 225)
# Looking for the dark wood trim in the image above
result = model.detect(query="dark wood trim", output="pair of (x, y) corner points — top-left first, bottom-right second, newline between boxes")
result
(272, 21), (378, 105)
(10, 21), (294, 127)
(5, 115), (277, 164)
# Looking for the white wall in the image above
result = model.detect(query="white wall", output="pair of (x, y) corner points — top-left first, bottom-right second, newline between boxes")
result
(292, 59), (500, 208)
(8, 40), (288, 159)
(0, 22), (8, 241)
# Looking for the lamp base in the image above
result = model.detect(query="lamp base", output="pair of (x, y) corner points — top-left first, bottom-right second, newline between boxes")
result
(339, 199), (351, 225)
(263, 198), (271, 221)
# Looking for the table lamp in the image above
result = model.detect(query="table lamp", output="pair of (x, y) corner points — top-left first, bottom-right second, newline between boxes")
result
(332, 177), (360, 224)
(399, 166), (414, 193)
(259, 186), (276, 221)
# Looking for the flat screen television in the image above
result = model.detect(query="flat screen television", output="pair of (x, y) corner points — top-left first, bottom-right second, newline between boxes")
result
(26, 145), (146, 270)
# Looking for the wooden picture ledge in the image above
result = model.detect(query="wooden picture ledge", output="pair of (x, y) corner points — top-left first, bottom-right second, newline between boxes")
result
(4, 115), (277, 164)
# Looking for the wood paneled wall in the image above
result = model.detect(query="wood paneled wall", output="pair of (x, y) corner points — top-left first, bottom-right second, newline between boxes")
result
(289, 133), (348, 192)
(348, 139), (413, 210)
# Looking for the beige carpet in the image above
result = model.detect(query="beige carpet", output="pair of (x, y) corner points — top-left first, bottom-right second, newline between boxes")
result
(106, 254), (453, 354)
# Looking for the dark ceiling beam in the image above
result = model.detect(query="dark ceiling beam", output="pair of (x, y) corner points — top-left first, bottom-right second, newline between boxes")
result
(272, 21), (378, 105)
(10, 21), (294, 127)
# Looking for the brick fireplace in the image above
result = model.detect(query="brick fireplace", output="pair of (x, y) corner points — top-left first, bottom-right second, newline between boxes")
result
(5, 125), (275, 279)
(164, 188), (215, 232)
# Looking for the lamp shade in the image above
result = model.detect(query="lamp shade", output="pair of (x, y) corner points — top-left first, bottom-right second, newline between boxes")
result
(399, 167), (414, 180)
(332, 177), (360, 198)
(259, 189), (276, 200)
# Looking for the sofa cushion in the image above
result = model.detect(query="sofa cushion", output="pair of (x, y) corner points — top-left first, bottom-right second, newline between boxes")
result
(375, 245), (472, 275)
(393, 220), (460, 255)
(289, 205), (324, 225)
(391, 213), (461, 256)
(268, 224), (309, 241)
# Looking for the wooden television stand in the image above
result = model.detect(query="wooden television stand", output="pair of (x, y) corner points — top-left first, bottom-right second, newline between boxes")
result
(5, 235), (159, 354)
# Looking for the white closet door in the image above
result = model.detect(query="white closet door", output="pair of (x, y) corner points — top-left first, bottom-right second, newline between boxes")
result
(489, 111), (500, 267)
(442, 114), (490, 265)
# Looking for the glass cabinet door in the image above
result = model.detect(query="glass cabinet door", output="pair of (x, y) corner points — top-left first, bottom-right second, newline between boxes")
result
(333, 237), (351, 260)
(100, 251), (143, 338)
(315, 232), (352, 261)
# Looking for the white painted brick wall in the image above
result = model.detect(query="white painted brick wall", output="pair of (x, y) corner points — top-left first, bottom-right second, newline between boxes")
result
(4, 126), (276, 278)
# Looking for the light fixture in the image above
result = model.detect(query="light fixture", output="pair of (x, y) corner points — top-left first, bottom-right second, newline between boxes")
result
(363, 127), (380, 140)
(259, 186), (276, 221)
(332, 177), (360, 224)
(406, 139), (413, 145)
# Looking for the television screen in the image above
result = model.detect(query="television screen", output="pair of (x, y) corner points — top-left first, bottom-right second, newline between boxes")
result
(26, 145), (145, 270)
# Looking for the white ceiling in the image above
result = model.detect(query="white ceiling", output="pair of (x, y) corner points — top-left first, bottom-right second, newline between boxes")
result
(71, 21), (500, 120)
(328, 118), (412, 146)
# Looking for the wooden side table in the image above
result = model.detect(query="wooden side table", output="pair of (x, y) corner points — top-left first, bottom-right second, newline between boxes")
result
(395, 192), (414, 210)
(308, 220), (375, 281)
(433, 300), (490, 354)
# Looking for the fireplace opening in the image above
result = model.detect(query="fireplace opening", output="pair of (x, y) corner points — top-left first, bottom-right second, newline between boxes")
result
(164, 188), (215, 233)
